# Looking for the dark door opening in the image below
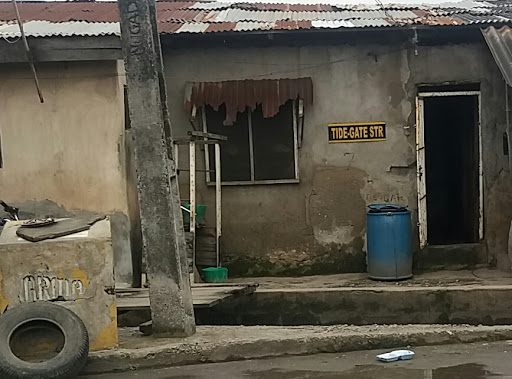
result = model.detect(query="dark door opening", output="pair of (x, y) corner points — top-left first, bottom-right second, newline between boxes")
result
(423, 95), (479, 245)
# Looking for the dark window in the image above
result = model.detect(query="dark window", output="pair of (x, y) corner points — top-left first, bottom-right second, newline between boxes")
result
(206, 105), (251, 182)
(252, 102), (295, 181)
(205, 100), (297, 184)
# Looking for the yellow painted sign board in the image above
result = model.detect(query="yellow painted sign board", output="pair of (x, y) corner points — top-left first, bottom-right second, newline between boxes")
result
(328, 122), (386, 143)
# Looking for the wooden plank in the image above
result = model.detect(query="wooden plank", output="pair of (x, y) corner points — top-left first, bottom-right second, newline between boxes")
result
(174, 140), (223, 145)
(116, 283), (257, 311)
(415, 97), (428, 249)
(0, 36), (121, 63)
(202, 107), (211, 183)
(16, 214), (104, 242)
(192, 283), (258, 289)
(189, 140), (196, 283)
(116, 294), (229, 310)
(188, 131), (228, 141)
(117, 296), (149, 310)
(116, 283), (257, 291)
(215, 143), (221, 267)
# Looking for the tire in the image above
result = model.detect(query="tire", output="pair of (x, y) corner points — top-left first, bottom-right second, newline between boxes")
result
(0, 302), (89, 379)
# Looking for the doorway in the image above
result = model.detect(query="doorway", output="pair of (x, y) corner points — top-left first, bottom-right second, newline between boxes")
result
(416, 91), (482, 247)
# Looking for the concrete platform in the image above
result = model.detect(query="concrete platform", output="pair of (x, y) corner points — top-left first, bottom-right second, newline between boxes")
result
(230, 269), (512, 289)
(191, 269), (512, 326)
(116, 283), (258, 310)
(86, 324), (512, 375)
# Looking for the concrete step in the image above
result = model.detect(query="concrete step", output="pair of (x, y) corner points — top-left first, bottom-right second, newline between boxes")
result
(194, 284), (512, 326)
(87, 324), (512, 374)
(413, 243), (487, 271)
(120, 270), (512, 327)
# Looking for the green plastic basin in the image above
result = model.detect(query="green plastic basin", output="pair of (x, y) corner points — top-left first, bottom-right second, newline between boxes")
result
(182, 204), (207, 224)
(202, 267), (228, 283)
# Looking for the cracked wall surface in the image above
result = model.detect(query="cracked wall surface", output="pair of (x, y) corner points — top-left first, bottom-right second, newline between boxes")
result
(0, 61), (138, 287)
(163, 40), (512, 276)
(0, 221), (117, 350)
(0, 61), (127, 215)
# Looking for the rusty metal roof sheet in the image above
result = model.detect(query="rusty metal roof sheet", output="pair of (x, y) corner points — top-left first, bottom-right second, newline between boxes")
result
(482, 26), (512, 86)
(0, 2), (121, 23)
(185, 77), (313, 125)
(1, 1), (512, 38)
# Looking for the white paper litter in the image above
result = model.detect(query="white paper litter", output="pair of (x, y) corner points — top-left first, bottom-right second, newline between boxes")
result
(377, 350), (415, 362)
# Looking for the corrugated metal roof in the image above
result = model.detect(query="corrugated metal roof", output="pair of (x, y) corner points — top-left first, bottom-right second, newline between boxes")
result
(233, 21), (276, 31)
(482, 26), (512, 86)
(175, 22), (210, 33)
(311, 19), (359, 28)
(1, 1), (512, 37)
(0, 20), (119, 38)
(188, 2), (231, 10)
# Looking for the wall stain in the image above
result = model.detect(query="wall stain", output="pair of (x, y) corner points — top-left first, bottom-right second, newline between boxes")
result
(72, 268), (90, 288)
(0, 270), (10, 314)
(89, 302), (118, 350)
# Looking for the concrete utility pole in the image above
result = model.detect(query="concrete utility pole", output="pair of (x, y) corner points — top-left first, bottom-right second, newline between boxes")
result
(117, 0), (195, 337)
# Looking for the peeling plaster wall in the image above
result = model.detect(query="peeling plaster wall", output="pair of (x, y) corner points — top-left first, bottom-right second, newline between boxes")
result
(0, 220), (117, 351)
(0, 61), (128, 215)
(164, 41), (512, 276)
(0, 61), (138, 285)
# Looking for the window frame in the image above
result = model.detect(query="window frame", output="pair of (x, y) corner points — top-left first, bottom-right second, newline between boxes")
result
(202, 99), (300, 186)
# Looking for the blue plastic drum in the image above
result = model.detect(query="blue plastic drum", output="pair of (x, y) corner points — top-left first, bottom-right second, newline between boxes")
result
(367, 204), (412, 280)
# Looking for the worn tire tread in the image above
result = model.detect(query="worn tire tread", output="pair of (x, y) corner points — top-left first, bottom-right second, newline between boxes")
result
(0, 302), (89, 379)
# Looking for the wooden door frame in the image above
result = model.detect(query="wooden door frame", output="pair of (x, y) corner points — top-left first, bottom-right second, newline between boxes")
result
(416, 90), (483, 248)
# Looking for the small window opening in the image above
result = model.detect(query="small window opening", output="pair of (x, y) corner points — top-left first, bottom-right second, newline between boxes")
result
(204, 100), (299, 185)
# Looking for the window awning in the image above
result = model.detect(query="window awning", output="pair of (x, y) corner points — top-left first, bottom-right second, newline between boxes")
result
(184, 77), (313, 126)
(482, 26), (512, 87)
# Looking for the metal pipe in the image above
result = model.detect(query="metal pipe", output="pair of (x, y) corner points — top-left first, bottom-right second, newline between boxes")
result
(11, 0), (44, 103)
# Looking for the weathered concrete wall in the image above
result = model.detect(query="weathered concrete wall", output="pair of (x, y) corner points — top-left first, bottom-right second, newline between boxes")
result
(124, 130), (143, 287)
(0, 220), (117, 351)
(0, 61), (127, 214)
(164, 40), (512, 275)
(0, 61), (137, 286)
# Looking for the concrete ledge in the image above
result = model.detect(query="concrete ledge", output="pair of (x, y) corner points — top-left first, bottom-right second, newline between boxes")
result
(195, 285), (512, 325)
(413, 243), (486, 271)
(86, 324), (512, 374)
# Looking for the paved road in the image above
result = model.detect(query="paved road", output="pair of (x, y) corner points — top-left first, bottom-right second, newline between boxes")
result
(84, 341), (512, 378)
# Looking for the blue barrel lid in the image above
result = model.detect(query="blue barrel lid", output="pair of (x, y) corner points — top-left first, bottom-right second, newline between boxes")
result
(368, 203), (408, 213)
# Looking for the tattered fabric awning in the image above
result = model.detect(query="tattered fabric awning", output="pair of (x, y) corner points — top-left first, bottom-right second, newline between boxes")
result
(184, 77), (313, 125)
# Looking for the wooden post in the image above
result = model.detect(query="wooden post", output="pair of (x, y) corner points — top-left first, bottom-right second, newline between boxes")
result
(202, 108), (211, 183)
(215, 143), (222, 267)
(117, 0), (195, 337)
(189, 140), (196, 282)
